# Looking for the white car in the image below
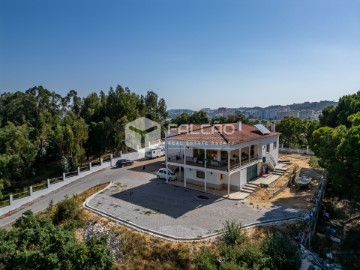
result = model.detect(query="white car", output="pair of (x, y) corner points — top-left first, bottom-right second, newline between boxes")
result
(156, 168), (177, 181)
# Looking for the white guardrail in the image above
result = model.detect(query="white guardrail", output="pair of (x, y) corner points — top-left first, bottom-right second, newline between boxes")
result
(0, 142), (163, 217)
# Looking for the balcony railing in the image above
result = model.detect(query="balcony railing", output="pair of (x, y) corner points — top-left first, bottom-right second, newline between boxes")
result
(167, 154), (184, 164)
(167, 154), (259, 172)
(185, 157), (205, 168)
(241, 155), (259, 167)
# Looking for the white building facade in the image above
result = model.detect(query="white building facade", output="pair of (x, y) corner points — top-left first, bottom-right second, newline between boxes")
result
(165, 123), (280, 195)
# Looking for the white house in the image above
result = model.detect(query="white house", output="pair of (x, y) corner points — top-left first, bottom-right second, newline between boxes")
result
(165, 122), (280, 195)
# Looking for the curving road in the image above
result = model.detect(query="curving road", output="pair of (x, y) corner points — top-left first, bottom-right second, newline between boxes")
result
(0, 163), (156, 228)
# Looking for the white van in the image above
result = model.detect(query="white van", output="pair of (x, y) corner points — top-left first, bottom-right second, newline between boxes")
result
(145, 148), (165, 159)
(156, 168), (177, 181)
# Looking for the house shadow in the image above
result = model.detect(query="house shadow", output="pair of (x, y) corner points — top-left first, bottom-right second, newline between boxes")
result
(110, 158), (165, 172)
(110, 178), (223, 219)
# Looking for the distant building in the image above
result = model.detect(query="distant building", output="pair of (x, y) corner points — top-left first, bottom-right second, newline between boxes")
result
(299, 110), (314, 119)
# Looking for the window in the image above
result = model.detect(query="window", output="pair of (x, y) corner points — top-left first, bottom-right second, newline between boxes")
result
(273, 141), (277, 149)
(266, 144), (270, 152)
(197, 171), (205, 179)
(220, 174), (224, 180)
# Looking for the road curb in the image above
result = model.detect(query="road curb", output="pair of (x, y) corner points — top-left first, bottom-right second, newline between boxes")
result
(83, 183), (307, 242)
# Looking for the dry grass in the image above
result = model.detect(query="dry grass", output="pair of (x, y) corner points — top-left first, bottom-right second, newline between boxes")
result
(246, 154), (319, 210)
(79, 208), (220, 270)
(74, 182), (109, 204)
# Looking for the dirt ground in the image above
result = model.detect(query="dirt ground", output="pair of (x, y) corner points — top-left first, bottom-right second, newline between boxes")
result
(245, 154), (320, 211)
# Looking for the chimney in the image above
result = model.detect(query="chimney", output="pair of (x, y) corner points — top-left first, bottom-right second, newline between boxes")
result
(270, 122), (276, 132)
(237, 121), (242, 131)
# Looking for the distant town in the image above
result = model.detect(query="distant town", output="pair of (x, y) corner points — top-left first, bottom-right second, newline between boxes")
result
(168, 100), (337, 120)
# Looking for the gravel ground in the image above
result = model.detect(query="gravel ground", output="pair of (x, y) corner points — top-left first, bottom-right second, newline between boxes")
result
(87, 170), (307, 239)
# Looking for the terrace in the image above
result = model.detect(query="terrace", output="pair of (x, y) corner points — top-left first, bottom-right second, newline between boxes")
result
(167, 147), (260, 172)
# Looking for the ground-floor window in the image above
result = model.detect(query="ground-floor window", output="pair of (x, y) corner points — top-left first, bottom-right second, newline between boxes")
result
(197, 171), (205, 179)
(247, 164), (258, 181)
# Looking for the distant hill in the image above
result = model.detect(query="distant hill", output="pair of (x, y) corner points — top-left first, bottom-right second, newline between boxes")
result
(167, 100), (338, 120)
(167, 109), (194, 118)
(264, 100), (338, 111)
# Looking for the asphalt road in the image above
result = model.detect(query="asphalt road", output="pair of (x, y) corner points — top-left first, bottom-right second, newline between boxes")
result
(0, 163), (157, 228)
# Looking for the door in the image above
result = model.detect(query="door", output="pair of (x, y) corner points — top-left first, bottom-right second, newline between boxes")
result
(247, 164), (258, 182)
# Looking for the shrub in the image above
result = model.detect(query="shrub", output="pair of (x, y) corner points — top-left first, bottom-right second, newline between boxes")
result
(0, 211), (114, 270)
(338, 224), (360, 270)
(223, 220), (246, 245)
(261, 232), (301, 270)
(53, 197), (82, 224)
(194, 248), (218, 270)
(220, 243), (269, 270)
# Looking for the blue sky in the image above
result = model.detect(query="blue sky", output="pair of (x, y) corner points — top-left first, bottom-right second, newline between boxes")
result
(0, 0), (359, 110)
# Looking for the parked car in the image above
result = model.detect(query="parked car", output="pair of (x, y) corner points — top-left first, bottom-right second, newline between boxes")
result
(116, 159), (134, 167)
(156, 168), (177, 181)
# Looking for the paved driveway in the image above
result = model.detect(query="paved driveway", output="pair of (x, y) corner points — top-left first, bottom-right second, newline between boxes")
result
(87, 169), (307, 239)
(0, 158), (164, 228)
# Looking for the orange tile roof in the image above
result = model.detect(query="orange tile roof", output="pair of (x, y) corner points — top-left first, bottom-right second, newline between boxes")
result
(167, 123), (279, 145)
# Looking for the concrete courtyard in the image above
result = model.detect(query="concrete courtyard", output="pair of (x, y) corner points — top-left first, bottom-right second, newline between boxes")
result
(86, 163), (308, 239)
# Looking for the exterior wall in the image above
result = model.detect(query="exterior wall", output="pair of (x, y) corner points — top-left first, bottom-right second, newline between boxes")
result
(263, 136), (279, 163)
(257, 162), (263, 176)
(271, 137), (279, 162)
(240, 169), (247, 186)
(230, 172), (240, 190)
(184, 168), (225, 190)
(185, 147), (193, 158)
(167, 144), (182, 156)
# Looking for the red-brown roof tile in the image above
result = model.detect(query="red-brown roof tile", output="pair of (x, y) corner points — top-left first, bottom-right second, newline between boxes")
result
(167, 123), (279, 145)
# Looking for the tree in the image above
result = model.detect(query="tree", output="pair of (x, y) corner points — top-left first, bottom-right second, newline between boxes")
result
(190, 111), (209, 124)
(276, 117), (304, 147)
(0, 123), (37, 182)
(319, 91), (360, 128)
(0, 85), (168, 194)
(312, 91), (360, 198)
(211, 112), (249, 125)
(0, 210), (114, 270)
(144, 91), (168, 122)
(171, 112), (192, 125)
(276, 116), (319, 147)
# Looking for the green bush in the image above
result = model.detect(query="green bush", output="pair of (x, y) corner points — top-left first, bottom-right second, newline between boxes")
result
(53, 197), (82, 224)
(0, 210), (113, 270)
(63, 219), (86, 231)
(223, 220), (246, 245)
(194, 248), (218, 270)
(220, 244), (269, 270)
(261, 232), (301, 270)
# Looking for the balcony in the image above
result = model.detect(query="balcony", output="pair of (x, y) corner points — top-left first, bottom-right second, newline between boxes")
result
(185, 157), (205, 168)
(167, 154), (184, 164)
(167, 154), (259, 172)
